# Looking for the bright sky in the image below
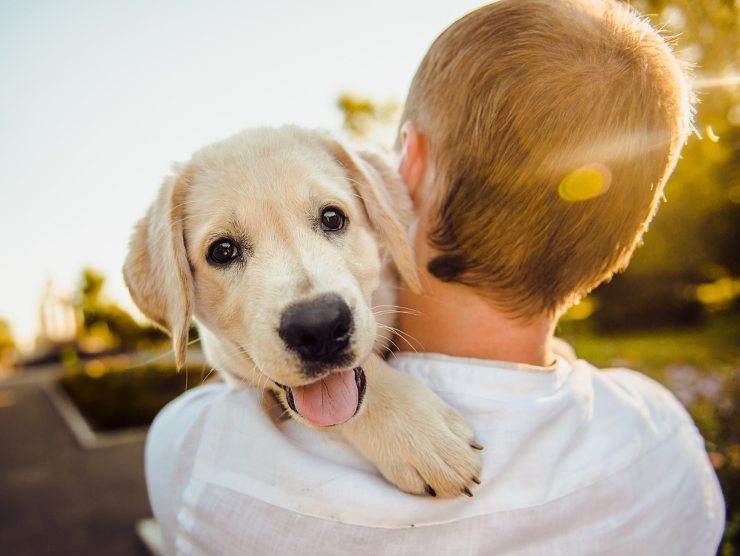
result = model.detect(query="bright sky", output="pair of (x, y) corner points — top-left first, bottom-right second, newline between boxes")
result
(0, 0), (488, 350)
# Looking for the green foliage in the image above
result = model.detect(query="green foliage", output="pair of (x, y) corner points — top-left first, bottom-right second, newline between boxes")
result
(593, 0), (740, 328)
(74, 267), (168, 352)
(0, 319), (15, 351)
(591, 273), (705, 331)
(79, 268), (105, 309)
(0, 318), (16, 364)
(59, 361), (205, 431)
(337, 92), (400, 147)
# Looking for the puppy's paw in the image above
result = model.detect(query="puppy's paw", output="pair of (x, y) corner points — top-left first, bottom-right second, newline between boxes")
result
(338, 355), (483, 498)
(375, 384), (483, 498)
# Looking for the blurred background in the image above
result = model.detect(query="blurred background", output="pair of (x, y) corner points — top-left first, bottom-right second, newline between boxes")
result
(0, 0), (737, 554)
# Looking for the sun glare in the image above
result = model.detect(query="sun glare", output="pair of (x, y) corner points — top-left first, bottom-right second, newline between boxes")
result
(692, 75), (740, 91)
(558, 163), (612, 202)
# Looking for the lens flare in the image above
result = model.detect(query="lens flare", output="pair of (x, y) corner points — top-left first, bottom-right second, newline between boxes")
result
(693, 75), (740, 91)
(558, 163), (612, 202)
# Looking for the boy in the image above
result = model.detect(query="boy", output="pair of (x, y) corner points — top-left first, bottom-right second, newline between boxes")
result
(146, 1), (724, 553)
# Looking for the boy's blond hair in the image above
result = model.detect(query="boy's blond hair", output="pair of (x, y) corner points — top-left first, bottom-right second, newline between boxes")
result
(401, 0), (693, 318)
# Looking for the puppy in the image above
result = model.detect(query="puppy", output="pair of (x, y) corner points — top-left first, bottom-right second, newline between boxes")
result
(124, 126), (481, 497)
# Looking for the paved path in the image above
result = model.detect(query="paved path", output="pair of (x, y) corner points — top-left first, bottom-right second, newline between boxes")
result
(0, 371), (151, 556)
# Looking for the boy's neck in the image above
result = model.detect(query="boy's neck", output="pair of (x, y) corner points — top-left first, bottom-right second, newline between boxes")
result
(396, 274), (557, 368)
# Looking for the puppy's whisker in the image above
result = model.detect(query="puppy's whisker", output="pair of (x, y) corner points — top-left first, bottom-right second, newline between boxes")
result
(230, 345), (275, 390)
(376, 332), (403, 354)
(375, 330), (402, 351)
(372, 304), (422, 314)
(126, 349), (176, 370)
(373, 309), (421, 317)
(378, 323), (423, 353)
(201, 366), (217, 384)
(258, 391), (289, 415)
(256, 368), (271, 391)
(259, 388), (292, 418)
(386, 327), (422, 353)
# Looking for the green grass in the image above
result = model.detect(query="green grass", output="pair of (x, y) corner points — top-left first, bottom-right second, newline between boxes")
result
(558, 311), (740, 380)
(559, 311), (740, 555)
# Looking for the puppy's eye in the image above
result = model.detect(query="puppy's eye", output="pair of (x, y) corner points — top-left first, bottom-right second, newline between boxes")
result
(320, 206), (347, 232)
(207, 239), (240, 265)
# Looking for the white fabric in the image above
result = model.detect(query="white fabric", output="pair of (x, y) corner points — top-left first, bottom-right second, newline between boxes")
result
(146, 353), (725, 555)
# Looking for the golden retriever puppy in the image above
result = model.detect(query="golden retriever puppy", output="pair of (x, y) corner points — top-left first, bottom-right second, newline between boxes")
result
(124, 126), (481, 497)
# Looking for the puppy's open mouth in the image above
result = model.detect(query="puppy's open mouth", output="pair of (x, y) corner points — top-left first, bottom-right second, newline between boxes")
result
(275, 367), (366, 427)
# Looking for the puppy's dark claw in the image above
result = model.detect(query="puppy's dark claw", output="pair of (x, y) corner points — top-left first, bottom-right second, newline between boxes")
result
(424, 484), (437, 497)
(470, 440), (484, 451)
(462, 486), (474, 497)
(472, 476), (481, 485)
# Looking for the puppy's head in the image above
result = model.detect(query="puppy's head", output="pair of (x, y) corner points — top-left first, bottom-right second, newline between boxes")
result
(124, 127), (419, 426)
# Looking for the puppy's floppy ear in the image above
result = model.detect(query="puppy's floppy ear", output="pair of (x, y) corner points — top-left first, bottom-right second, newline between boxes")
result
(319, 136), (422, 294)
(123, 165), (194, 369)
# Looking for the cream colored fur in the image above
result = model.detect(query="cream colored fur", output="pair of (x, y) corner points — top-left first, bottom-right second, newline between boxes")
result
(124, 126), (481, 497)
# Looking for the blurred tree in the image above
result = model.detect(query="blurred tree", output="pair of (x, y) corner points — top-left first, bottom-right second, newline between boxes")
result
(591, 0), (740, 328)
(629, 0), (739, 272)
(75, 268), (167, 352)
(80, 268), (105, 308)
(337, 92), (400, 148)
(0, 318), (17, 365)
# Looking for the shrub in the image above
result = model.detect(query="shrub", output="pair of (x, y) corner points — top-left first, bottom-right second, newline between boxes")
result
(59, 361), (207, 431)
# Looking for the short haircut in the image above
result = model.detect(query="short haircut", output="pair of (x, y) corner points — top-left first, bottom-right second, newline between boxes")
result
(401, 0), (694, 318)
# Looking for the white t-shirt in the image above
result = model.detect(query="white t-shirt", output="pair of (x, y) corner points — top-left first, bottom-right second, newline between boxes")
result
(146, 353), (725, 555)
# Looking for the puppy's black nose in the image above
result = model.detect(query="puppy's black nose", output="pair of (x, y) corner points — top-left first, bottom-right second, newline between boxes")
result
(279, 294), (353, 364)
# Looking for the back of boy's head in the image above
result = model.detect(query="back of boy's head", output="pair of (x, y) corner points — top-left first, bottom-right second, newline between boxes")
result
(401, 0), (693, 318)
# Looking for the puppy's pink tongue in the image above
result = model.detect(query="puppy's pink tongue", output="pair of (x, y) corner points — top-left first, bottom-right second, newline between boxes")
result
(291, 369), (358, 427)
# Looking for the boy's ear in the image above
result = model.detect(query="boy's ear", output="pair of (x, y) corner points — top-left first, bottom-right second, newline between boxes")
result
(123, 165), (195, 369)
(397, 120), (428, 204)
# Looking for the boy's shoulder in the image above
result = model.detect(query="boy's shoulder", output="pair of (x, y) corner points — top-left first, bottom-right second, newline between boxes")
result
(588, 363), (697, 437)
